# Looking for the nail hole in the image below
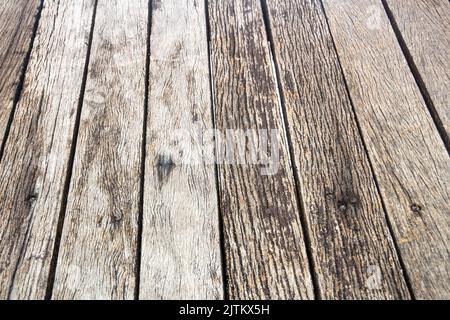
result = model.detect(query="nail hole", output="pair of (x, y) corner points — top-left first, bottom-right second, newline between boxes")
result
(26, 192), (38, 203)
(411, 203), (422, 214)
(350, 196), (358, 204)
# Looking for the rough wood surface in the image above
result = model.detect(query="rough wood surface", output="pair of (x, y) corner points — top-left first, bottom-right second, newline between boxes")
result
(208, 0), (314, 299)
(265, 0), (410, 299)
(139, 0), (223, 300)
(52, 0), (147, 300)
(0, 0), (95, 299)
(323, 0), (450, 299)
(0, 0), (41, 146)
(384, 0), (450, 144)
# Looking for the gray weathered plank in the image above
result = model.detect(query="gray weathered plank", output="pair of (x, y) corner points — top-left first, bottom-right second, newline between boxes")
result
(0, 0), (96, 299)
(265, 0), (410, 299)
(52, 0), (148, 299)
(323, 0), (450, 299)
(384, 0), (450, 144)
(139, 0), (223, 300)
(0, 0), (41, 147)
(208, 0), (314, 299)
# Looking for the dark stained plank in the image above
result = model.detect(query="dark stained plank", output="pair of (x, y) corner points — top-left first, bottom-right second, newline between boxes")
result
(264, 0), (410, 299)
(322, 0), (450, 299)
(0, 0), (41, 147)
(384, 0), (450, 144)
(208, 0), (314, 299)
(0, 0), (96, 299)
(52, 0), (148, 299)
(139, 0), (223, 299)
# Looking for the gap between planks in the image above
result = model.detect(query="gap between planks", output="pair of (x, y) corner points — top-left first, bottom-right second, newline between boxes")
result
(205, 0), (230, 300)
(208, 0), (315, 299)
(321, 0), (449, 299)
(0, 0), (98, 299)
(317, 0), (415, 298)
(135, 0), (153, 301)
(380, 0), (449, 151)
(52, 0), (148, 299)
(140, 0), (223, 299)
(45, 0), (100, 299)
(261, 0), (410, 299)
(259, 0), (320, 299)
(0, 0), (43, 163)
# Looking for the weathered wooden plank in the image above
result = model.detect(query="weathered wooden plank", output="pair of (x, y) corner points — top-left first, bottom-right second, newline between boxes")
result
(208, 0), (314, 299)
(384, 0), (450, 145)
(264, 0), (410, 299)
(0, 0), (41, 147)
(52, 0), (148, 299)
(139, 0), (223, 300)
(0, 0), (96, 299)
(322, 0), (450, 299)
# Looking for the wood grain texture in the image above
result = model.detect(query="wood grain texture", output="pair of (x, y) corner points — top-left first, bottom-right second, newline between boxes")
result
(0, 0), (95, 299)
(52, 0), (148, 300)
(208, 0), (314, 299)
(0, 0), (41, 146)
(323, 0), (450, 299)
(139, 0), (223, 300)
(265, 0), (410, 299)
(384, 0), (450, 143)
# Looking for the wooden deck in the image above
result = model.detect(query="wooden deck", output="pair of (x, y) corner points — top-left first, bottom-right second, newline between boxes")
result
(0, 0), (448, 300)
